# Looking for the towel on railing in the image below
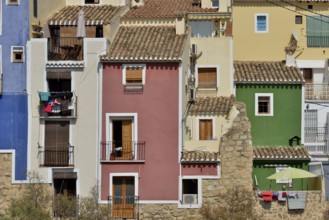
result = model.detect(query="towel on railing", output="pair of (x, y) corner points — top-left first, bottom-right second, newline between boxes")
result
(38, 92), (51, 102)
(288, 191), (306, 209)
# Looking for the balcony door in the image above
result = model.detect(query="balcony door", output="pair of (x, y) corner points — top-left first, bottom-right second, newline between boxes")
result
(112, 177), (135, 218)
(44, 121), (69, 166)
(112, 120), (133, 159)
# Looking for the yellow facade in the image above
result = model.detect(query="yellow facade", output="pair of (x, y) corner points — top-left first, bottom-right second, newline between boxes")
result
(233, 2), (329, 61)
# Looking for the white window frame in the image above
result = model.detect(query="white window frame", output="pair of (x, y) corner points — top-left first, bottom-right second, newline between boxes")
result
(6, 0), (19, 5)
(178, 176), (202, 208)
(255, 93), (273, 116)
(196, 116), (216, 141)
(255, 14), (269, 33)
(276, 166), (292, 184)
(11, 46), (24, 63)
(122, 64), (146, 85)
(106, 113), (138, 160)
(109, 172), (139, 197)
(195, 65), (220, 89)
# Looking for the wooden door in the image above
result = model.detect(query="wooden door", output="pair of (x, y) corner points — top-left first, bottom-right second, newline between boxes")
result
(122, 120), (133, 159)
(112, 177), (135, 218)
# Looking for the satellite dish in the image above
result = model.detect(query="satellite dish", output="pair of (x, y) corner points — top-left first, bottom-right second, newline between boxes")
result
(292, 29), (298, 41)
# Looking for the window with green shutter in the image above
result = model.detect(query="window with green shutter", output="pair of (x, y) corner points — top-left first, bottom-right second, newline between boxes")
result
(307, 16), (329, 47)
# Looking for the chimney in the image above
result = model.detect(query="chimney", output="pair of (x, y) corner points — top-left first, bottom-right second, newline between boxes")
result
(131, 0), (144, 7)
(176, 14), (185, 35)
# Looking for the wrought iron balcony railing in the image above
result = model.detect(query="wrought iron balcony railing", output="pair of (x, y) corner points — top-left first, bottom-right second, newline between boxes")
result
(48, 37), (83, 61)
(38, 91), (77, 118)
(305, 83), (329, 100)
(38, 144), (74, 167)
(304, 127), (328, 154)
(100, 141), (145, 161)
(108, 196), (139, 219)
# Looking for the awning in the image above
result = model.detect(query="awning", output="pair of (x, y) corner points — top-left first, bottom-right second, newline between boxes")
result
(187, 13), (230, 20)
(53, 172), (77, 179)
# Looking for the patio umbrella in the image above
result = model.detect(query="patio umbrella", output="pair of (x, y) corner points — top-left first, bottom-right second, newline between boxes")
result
(267, 167), (317, 180)
(76, 10), (86, 38)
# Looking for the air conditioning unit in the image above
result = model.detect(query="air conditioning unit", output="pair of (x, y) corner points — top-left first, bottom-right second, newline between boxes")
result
(183, 194), (198, 204)
(189, 88), (195, 101)
(191, 44), (197, 55)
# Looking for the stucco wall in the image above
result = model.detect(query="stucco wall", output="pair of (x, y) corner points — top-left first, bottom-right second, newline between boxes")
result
(233, 2), (329, 61)
(236, 84), (302, 146)
(101, 63), (180, 201)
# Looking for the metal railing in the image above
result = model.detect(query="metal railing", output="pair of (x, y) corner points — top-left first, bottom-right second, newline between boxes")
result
(48, 37), (83, 61)
(305, 83), (329, 100)
(100, 141), (145, 161)
(39, 91), (77, 118)
(304, 127), (328, 154)
(38, 144), (74, 167)
(108, 196), (139, 219)
(307, 36), (329, 47)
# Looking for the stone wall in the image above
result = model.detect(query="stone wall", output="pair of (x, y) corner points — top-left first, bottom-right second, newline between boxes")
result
(0, 153), (23, 214)
(254, 191), (328, 220)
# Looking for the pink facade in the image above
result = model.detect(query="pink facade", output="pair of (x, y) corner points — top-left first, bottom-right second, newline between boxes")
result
(101, 63), (180, 201)
(181, 164), (218, 176)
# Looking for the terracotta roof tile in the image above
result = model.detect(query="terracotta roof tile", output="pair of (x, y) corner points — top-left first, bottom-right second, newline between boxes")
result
(100, 26), (188, 62)
(48, 5), (124, 25)
(181, 150), (220, 163)
(124, 0), (217, 19)
(188, 96), (234, 116)
(253, 146), (310, 160)
(234, 61), (304, 84)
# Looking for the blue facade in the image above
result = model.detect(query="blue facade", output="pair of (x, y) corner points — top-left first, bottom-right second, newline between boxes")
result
(0, 0), (29, 180)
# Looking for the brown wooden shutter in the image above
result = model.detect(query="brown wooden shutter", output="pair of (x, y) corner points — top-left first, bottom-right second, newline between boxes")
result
(45, 121), (69, 148)
(126, 67), (142, 84)
(122, 120), (133, 158)
(199, 119), (212, 140)
(198, 68), (217, 88)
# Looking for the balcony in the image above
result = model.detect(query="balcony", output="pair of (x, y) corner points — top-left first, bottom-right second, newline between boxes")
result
(48, 37), (83, 61)
(305, 83), (329, 100)
(38, 91), (77, 118)
(307, 36), (329, 48)
(100, 141), (145, 162)
(38, 144), (74, 167)
(108, 196), (139, 219)
(304, 127), (328, 154)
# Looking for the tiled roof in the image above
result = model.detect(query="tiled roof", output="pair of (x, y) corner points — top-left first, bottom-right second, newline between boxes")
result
(181, 150), (220, 163)
(47, 5), (124, 25)
(100, 26), (188, 62)
(253, 146), (310, 160)
(188, 96), (235, 116)
(234, 61), (304, 84)
(124, 0), (217, 19)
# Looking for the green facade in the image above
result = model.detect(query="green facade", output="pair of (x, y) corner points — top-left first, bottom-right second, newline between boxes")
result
(236, 84), (302, 146)
(253, 161), (309, 191)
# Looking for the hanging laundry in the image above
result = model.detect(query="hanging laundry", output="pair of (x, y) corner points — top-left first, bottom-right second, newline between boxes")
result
(52, 104), (61, 113)
(38, 92), (51, 102)
(44, 104), (52, 113)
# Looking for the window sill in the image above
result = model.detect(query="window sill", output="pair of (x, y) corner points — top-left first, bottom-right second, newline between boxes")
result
(255, 113), (273, 117)
(197, 87), (218, 91)
(124, 84), (144, 93)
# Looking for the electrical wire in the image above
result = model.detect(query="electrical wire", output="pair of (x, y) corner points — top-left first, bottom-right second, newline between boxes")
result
(279, 0), (329, 19)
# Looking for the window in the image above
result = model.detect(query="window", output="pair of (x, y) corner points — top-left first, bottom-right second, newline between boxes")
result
(33, 0), (37, 17)
(295, 15), (302, 24)
(255, 14), (268, 33)
(44, 121), (70, 166)
(179, 177), (202, 208)
(276, 166), (292, 184)
(255, 93), (273, 116)
(199, 119), (213, 140)
(308, 5), (313, 9)
(197, 67), (217, 88)
(6, 0), (19, 5)
(122, 64), (145, 90)
(85, 0), (99, 3)
(211, 0), (219, 7)
(307, 16), (329, 47)
(11, 46), (24, 62)
(188, 20), (213, 38)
